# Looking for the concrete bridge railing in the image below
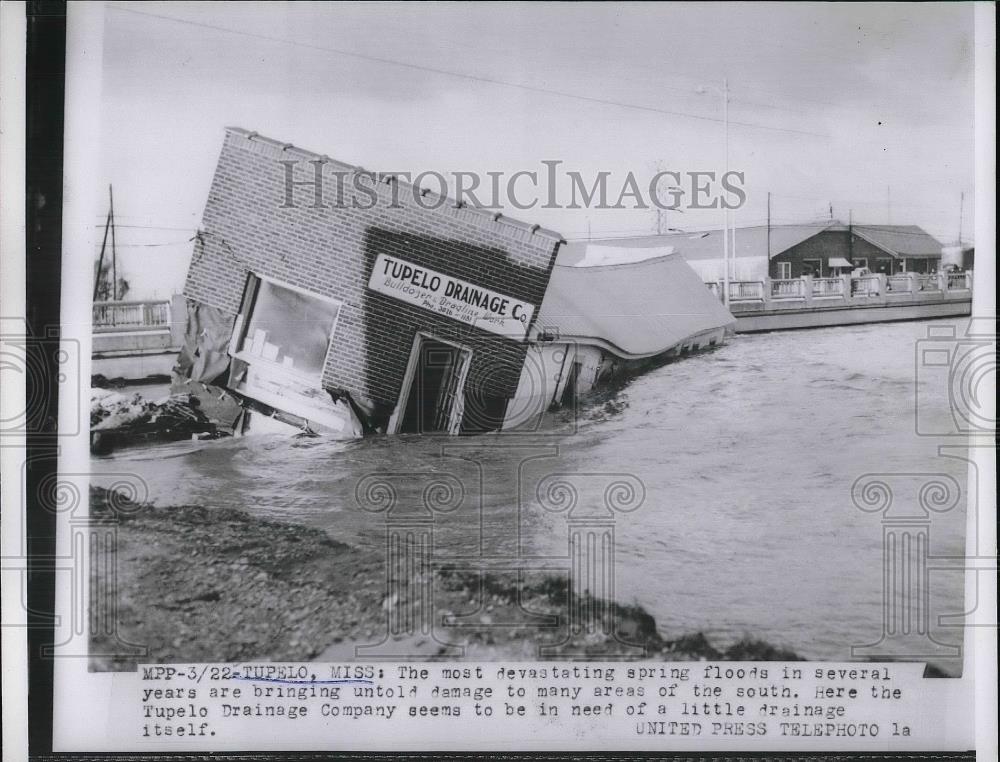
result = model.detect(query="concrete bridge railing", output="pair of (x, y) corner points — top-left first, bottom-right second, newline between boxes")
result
(92, 295), (187, 375)
(709, 270), (973, 312)
(93, 300), (172, 333)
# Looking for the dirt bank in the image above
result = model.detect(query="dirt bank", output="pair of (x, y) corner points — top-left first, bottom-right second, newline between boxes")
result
(90, 486), (801, 671)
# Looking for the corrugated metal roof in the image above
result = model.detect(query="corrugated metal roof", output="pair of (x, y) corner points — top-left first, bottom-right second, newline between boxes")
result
(851, 225), (944, 257)
(559, 222), (835, 264)
(559, 221), (945, 262)
(536, 253), (735, 359)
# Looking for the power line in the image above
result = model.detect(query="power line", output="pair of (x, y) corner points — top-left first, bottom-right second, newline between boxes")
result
(112, 5), (828, 139)
(92, 240), (195, 248)
(92, 223), (198, 232)
(769, 192), (965, 210)
(562, 215), (960, 241)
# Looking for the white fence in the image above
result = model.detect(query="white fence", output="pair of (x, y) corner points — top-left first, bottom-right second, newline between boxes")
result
(886, 275), (911, 293)
(93, 300), (172, 332)
(728, 281), (765, 302)
(851, 277), (881, 297)
(812, 277), (844, 297)
(705, 270), (973, 307)
(916, 274), (940, 292)
(947, 272), (971, 290)
(770, 279), (805, 299)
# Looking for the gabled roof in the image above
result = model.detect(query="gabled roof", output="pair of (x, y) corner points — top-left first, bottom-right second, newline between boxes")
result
(535, 253), (735, 359)
(851, 225), (944, 258)
(559, 222), (837, 264)
(558, 221), (946, 263)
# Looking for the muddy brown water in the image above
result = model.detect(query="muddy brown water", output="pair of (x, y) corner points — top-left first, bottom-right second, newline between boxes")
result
(94, 318), (970, 672)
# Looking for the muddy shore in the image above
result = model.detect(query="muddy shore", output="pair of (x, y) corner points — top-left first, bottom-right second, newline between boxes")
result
(90, 485), (802, 671)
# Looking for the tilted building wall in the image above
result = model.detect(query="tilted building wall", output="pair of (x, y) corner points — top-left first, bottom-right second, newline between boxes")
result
(184, 128), (563, 429)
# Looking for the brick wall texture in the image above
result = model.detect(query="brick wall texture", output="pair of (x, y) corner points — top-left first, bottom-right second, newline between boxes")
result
(184, 128), (563, 415)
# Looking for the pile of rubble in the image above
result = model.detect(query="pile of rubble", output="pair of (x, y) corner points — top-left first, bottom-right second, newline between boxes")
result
(90, 389), (227, 453)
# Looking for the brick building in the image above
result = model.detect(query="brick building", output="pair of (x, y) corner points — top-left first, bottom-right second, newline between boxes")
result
(177, 127), (563, 436)
(771, 224), (944, 277)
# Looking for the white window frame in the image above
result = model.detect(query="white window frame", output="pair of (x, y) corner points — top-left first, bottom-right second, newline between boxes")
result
(853, 257), (868, 269)
(230, 273), (343, 385)
(777, 262), (791, 279)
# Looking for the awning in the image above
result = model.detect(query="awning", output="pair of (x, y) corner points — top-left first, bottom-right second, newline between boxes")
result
(828, 257), (853, 268)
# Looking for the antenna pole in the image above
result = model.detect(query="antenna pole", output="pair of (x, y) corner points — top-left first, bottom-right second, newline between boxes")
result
(93, 208), (112, 301)
(109, 185), (118, 301)
(958, 191), (964, 244)
(722, 78), (730, 306)
(848, 209), (854, 263)
(767, 191), (771, 259)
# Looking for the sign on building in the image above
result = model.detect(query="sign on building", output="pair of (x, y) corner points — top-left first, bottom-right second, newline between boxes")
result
(367, 253), (536, 340)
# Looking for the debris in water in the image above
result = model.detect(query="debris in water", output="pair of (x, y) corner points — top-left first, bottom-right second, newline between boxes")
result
(90, 389), (227, 453)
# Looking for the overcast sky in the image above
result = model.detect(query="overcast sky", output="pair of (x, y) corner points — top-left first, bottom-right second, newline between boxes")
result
(95, 1), (976, 298)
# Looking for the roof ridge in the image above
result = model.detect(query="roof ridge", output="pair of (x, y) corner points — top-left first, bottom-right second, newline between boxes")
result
(553, 252), (682, 270)
(576, 220), (839, 242)
(223, 126), (565, 244)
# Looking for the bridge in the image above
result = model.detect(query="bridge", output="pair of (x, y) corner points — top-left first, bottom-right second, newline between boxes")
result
(92, 295), (185, 381)
(91, 272), (975, 381)
(708, 271), (974, 333)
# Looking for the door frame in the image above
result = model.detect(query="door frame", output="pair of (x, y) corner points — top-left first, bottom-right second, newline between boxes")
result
(387, 331), (473, 435)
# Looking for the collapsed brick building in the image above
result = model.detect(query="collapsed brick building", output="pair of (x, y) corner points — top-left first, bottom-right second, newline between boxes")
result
(176, 127), (564, 436)
(175, 128), (734, 438)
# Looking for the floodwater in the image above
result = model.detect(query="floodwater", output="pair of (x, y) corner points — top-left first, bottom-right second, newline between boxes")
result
(93, 318), (972, 671)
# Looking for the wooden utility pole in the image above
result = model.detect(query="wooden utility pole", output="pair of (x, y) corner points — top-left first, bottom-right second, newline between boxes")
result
(722, 78), (730, 305)
(848, 208), (854, 262)
(766, 191), (771, 258)
(109, 185), (118, 301)
(93, 205), (112, 301)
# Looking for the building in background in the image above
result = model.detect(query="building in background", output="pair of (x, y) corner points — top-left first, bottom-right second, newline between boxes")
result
(842, 225), (945, 275)
(564, 222), (946, 282)
(941, 242), (975, 271)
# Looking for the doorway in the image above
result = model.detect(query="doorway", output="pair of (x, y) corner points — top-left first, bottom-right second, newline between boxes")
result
(392, 334), (472, 434)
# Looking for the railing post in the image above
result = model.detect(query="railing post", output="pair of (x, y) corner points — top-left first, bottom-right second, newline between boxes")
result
(762, 277), (772, 307)
(966, 270), (973, 290)
(169, 294), (187, 348)
(840, 274), (851, 304)
(802, 275), (814, 306)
